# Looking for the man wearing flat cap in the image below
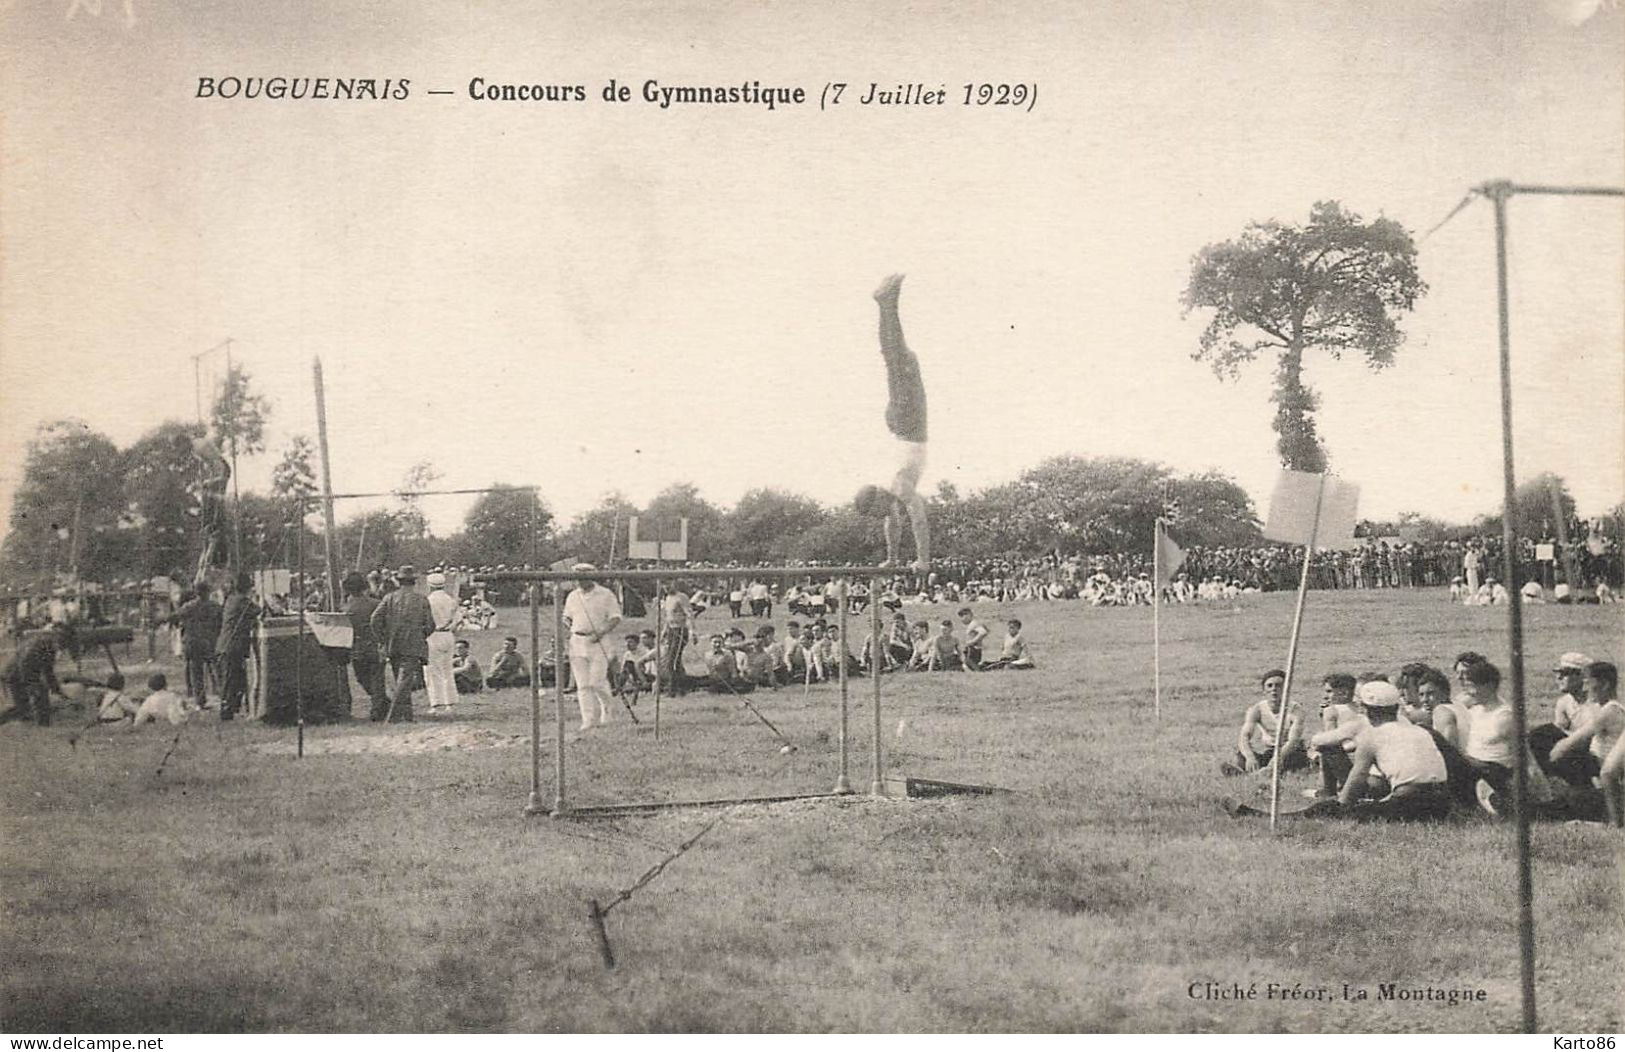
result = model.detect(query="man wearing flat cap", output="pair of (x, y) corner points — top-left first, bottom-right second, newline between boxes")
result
(562, 563), (622, 733)
(1529, 651), (1596, 785)
(369, 564), (435, 722)
(423, 571), (460, 713)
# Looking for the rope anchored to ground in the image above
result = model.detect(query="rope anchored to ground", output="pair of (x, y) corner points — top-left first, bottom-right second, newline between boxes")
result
(587, 807), (732, 968)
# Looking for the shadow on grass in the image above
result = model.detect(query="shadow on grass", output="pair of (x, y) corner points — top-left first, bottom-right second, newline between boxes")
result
(4, 978), (270, 1032)
(997, 848), (1157, 916)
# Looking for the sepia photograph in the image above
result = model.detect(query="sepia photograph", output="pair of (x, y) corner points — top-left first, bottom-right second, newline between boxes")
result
(1, 0), (1621, 1036)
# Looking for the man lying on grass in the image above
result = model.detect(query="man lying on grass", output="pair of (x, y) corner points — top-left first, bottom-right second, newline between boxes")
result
(1225, 682), (1453, 821)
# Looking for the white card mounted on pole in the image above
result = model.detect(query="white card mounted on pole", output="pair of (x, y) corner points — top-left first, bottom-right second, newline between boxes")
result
(1263, 470), (1361, 550)
(627, 516), (689, 561)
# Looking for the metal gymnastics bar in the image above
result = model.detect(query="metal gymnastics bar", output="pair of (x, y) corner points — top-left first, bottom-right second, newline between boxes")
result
(476, 565), (895, 818)
(1470, 177), (1623, 1035)
(290, 486), (542, 762)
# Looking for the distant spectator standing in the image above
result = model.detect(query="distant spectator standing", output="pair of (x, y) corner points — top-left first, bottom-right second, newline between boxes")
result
(424, 571), (460, 713)
(342, 572), (386, 720)
(369, 565), (434, 722)
(172, 587), (222, 707)
(1, 622), (67, 726)
(214, 572), (259, 721)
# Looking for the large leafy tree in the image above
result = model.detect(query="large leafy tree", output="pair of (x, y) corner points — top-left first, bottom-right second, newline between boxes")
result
(210, 364), (271, 459)
(1182, 200), (1426, 472)
(1168, 471), (1264, 547)
(556, 492), (639, 566)
(337, 508), (412, 574)
(1478, 472), (1578, 542)
(1, 420), (127, 585)
(122, 420), (207, 580)
(642, 482), (729, 563)
(394, 460), (443, 542)
(785, 507), (883, 565)
(725, 488), (829, 564)
(462, 485), (555, 566)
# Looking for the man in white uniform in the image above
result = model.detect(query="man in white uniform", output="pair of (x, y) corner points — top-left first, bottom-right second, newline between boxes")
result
(424, 571), (460, 712)
(563, 563), (622, 733)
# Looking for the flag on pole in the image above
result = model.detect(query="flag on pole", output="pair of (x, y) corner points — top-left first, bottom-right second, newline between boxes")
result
(1154, 520), (1185, 588)
(1263, 471), (1361, 549)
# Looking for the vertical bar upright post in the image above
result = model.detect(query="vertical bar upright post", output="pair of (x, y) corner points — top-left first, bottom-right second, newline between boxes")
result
(834, 577), (851, 794)
(870, 575), (886, 796)
(311, 357), (342, 611)
(1153, 519), (1162, 720)
(295, 500), (305, 759)
(526, 498), (544, 814)
(653, 573), (663, 742)
(1489, 182), (1536, 1034)
(553, 581), (567, 816)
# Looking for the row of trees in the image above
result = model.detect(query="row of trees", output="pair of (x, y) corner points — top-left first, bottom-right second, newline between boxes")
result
(3, 199), (1611, 587)
(1, 405), (1272, 586)
(2, 394), (1614, 591)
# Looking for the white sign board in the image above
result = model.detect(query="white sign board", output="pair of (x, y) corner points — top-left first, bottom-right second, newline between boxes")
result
(627, 516), (689, 561)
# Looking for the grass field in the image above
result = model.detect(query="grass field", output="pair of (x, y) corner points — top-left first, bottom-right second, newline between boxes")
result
(2, 588), (1621, 1033)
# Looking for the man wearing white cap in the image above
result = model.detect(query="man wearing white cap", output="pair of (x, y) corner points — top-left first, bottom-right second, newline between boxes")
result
(1225, 682), (1452, 821)
(563, 564), (622, 732)
(1528, 651), (1596, 784)
(1331, 682), (1454, 819)
(424, 572), (460, 713)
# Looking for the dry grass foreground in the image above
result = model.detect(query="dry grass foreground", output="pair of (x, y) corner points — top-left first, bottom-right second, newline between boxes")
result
(2, 588), (1620, 1032)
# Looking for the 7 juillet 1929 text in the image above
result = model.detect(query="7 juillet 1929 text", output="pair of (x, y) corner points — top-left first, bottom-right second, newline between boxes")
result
(193, 77), (1038, 113)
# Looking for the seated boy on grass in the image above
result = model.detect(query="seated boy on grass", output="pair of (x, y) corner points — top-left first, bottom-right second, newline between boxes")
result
(980, 619), (1034, 670)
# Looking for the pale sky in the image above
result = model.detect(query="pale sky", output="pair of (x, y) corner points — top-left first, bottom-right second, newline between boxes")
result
(2, 0), (1621, 538)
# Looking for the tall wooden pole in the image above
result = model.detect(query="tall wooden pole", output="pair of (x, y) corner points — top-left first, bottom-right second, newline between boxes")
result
(1268, 473), (1326, 831)
(1487, 181), (1537, 1034)
(835, 577), (851, 794)
(553, 581), (567, 816)
(295, 500), (306, 759)
(312, 358), (342, 611)
(1153, 519), (1162, 720)
(224, 340), (242, 572)
(526, 497), (544, 815)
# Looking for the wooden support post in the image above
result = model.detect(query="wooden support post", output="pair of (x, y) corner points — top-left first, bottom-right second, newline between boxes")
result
(870, 575), (886, 796)
(834, 577), (851, 794)
(312, 358), (342, 610)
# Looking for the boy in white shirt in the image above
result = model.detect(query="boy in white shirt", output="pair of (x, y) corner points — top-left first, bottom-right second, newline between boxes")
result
(1460, 660), (1518, 808)
(1308, 673), (1364, 797)
(981, 619), (1034, 670)
(958, 607), (989, 670)
(94, 673), (139, 723)
(131, 673), (190, 727)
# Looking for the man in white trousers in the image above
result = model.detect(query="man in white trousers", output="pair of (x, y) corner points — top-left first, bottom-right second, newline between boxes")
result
(424, 571), (460, 712)
(564, 563), (623, 733)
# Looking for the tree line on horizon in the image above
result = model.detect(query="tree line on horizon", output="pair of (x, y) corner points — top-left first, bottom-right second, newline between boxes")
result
(4, 200), (1616, 589)
(1, 404), (1606, 591)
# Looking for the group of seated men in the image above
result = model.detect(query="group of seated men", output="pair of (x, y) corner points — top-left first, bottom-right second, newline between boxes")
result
(448, 636), (560, 694)
(1222, 651), (1624, 824)
(446, 605), (1038, 701)
(865, 610), (1034, 673)
(671, 609), (1035, 694)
